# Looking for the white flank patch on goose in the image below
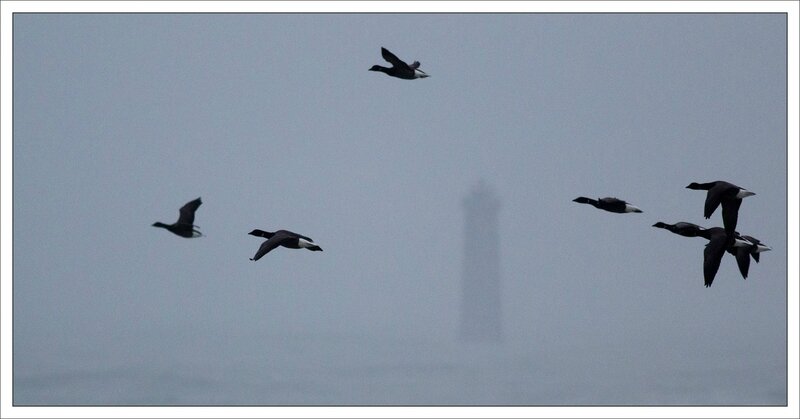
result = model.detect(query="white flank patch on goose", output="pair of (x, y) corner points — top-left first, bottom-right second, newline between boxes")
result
(297, 238), (316, 248)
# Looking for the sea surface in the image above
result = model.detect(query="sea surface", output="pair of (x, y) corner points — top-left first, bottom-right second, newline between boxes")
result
(13, 331), (786, 406)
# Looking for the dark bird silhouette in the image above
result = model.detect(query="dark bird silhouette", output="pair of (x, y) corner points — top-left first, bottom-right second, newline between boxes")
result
(652, 221), (706, 237)
(369, 47), (429, 79)
(729, 234), (772, 280)
(696, 227), (750, 287)
(248, 229), (323, 261)
(686, 181), (755, 237)
(152, 197), (202, 238)
(653, 222), (769, 283)
(739, 235), (772, 264)
(573, 197), (642, 213)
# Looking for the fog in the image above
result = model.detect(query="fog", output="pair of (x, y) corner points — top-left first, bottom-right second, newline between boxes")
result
(11, 13), (787, 406)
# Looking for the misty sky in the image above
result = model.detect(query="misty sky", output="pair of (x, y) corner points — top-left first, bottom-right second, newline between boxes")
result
(7, 10), (792, 410)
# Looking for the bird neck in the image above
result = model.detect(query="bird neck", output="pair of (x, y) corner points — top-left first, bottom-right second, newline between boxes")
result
(689, 182), (716, 190)
(250, 229), (274, 238)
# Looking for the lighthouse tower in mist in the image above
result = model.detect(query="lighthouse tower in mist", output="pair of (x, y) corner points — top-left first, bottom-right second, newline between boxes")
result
(459, 181), (502, 342)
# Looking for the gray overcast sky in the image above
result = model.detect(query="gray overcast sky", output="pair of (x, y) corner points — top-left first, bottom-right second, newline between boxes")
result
(9, 11), (790, 407)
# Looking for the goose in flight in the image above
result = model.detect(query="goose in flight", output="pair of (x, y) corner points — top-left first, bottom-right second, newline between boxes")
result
(653, 222), (769, 284)
(248, 229), (323, 261)
(573, 196), (642, 213)
(152, 197), (202, 238)
(369, 47), (429, 79)
(686, 180), (755, 237)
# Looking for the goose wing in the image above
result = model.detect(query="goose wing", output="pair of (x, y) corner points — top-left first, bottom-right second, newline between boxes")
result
(381, 47), (411, 70)
(703, 234), (728, 287)
(703, 186), (724, 219)
(720, 197), (742, 237)
(251, 232), (290, 261)
(742, 235), (761, 263)
(733, 246), (751, 279)
(177, 197), (202, 226)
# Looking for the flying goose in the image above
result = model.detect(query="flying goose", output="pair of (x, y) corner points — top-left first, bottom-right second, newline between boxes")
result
(699, 227), (754, 286)
(573, 197), (642, 213)
(152, 197), (202, 238)
(369, 47), (429, 79)
(653, 222), (768, 283)
(686, 181), (755, 237)
(248, 229), (323, 261)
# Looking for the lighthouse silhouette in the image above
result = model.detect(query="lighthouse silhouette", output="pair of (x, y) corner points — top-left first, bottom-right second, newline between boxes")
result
(459, 180), (502, 342)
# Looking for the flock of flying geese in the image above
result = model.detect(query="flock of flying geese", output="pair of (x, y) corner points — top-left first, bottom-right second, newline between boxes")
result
(574, 180), (771, 287)
(151, 196), (323, 262)
(152, 48), (423, 260)
(152, 47), (771, 288)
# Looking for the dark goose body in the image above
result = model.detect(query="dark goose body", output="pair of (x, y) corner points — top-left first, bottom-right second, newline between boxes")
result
(152, 197), (202, 238)
(248, 229), (323, 261)
(686, 181), (755, 237)
(369, 47), (429, 80)
(653, 222), (768, 284)
(695, 227), (750, 287)
(652, 221), (706, 237)
(573, 196), (642, 213)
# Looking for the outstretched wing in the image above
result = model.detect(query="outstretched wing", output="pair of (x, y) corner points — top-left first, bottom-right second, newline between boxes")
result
(741, 235), (761, 263)
(381, 47), (411, 70)
(251, 235), (287, 261)
(734, 247), (751, 279)
(703, 235), (727, 287)
(720, 198), (742, 237)
(703, 188), (722, 218)
(177, 197), (202, 226)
